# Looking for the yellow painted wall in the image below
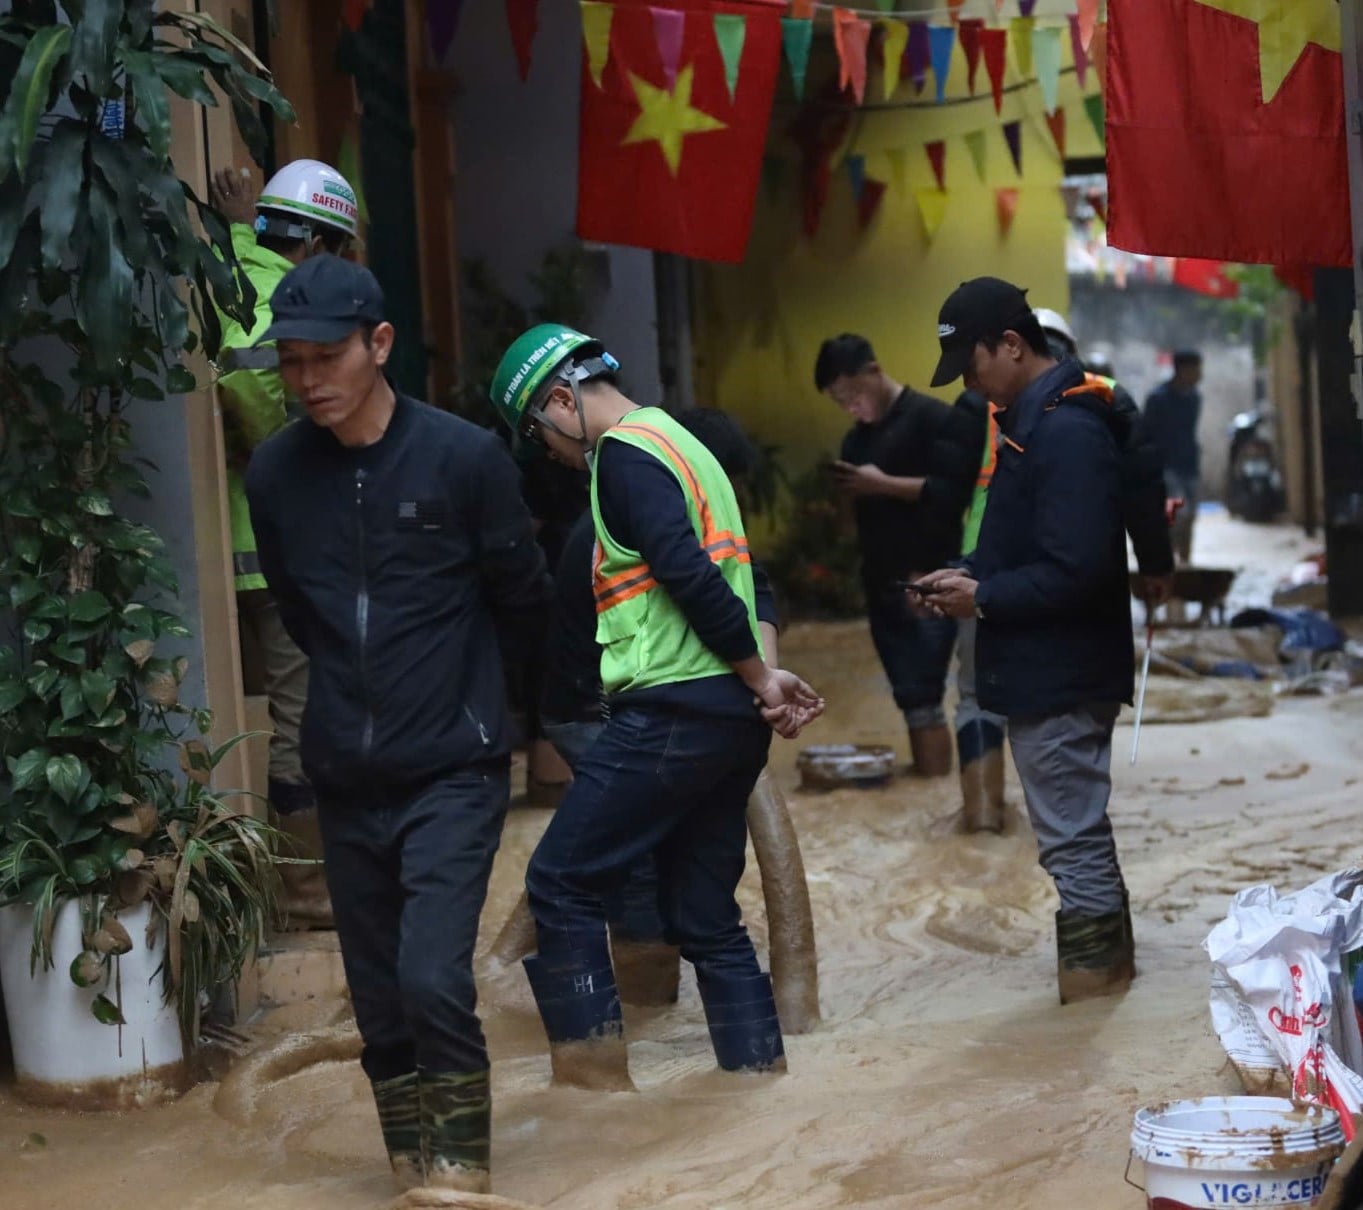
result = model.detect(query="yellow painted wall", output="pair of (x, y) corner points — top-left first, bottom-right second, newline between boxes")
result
(694, 20), (1104, 481)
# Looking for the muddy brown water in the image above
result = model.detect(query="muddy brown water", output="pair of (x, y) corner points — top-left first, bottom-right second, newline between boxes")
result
(4, 606), (1363, 1209)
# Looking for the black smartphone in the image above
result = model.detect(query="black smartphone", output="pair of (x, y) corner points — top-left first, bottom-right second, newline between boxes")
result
(896, 579), (941, 596)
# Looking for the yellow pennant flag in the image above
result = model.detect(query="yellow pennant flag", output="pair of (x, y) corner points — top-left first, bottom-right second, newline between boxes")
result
(879, 18), (908, 103)
(1010, 16), (1034, 79)
(914, 186), (949, 242)
(581, 1), (613, 89)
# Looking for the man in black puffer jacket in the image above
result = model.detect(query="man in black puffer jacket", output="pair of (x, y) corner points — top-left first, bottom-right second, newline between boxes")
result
(245, 255), (551, 1198)
(917, 277), (1137, 1009)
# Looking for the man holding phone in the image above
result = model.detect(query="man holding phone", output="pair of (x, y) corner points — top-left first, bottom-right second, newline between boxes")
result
(914, 278), (1137, 1007)
(814, 334), (983, 778)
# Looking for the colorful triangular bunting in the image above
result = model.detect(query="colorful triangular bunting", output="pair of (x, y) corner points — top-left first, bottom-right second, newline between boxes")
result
(980, 27), (1007, 114)
(858, 178), (888, 229)
(1084, 92), (1106, 149)
(929, 24), (955, 105)
(651, 6), (685, 89)
(427, 0), (465, 62)
(964, 128), (988, 182)
(581, 1), (612, 89)
(1018, 0), (1037, 15)
(914, 186), (949, 242)
(1010, 17), (1034, 80)
(1077, 0), (1100, 52)
(947, 0), (965, 18)
(343, 0), (369, 32)
(996, 187), (1019, 237)
(1068, 14), (1090, 89)
(874, 0), (895, 11)
(1003, 119), (1023, 175)
(906, 21), (930, 94)
(781, 17), (812, 99)
(958, 19), (983, 94)
(880, 18), (908, 103)
(1033, 24), (1062, 115)
(926, 139), (946, 190)
(1091, 22), (1107, 95)
(713, 14), (746, 100)
(506, 0), (540, 80)
(833, 9), (871, 105)
(1046, 108), (1067, 158)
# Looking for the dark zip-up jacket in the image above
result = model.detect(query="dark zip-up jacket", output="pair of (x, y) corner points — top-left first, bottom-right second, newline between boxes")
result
(245, 392), (552, 797)
(971, 359), (1134, 717)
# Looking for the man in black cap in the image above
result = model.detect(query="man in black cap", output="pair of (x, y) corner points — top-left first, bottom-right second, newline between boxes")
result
(914, 277), (1137, 1007)
(244, 255), (552, 1197)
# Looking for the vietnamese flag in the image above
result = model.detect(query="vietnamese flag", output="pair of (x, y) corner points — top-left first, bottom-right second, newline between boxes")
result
(576, 3), (782, 263)
(1107, 0), (1348, 268)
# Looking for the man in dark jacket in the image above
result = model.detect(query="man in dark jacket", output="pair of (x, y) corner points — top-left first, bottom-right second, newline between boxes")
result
(917, 277), (1136, 1006)
(1144, 350), (1204, 562)
(814, 334), (984, 777)
(245, 255), (552, 1198)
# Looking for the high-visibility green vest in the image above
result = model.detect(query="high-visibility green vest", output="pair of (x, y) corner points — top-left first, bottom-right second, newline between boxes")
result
(214, 224), (293, 592)
(590, 408), (759, 696)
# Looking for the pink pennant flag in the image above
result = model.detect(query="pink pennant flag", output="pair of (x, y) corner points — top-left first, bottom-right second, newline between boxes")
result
(1068, 14), (1089, 89)
(833, 9), (870, 105)
(651, 6), (685, 89)
(1076, 0), (1099, 52)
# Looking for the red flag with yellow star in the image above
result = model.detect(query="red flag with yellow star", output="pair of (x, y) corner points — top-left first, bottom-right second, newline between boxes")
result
(576, 2), (782, 263)
(1106, 0), (1348, 267)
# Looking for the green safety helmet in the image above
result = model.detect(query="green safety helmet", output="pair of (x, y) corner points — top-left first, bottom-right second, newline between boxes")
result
(489, 324), (618, 434)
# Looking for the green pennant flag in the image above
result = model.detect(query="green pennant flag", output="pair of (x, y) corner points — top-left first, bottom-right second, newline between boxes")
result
(875, 0), (896, 10)
(1033, 24), (1062, 115)
(1084, 93), (1106, 149)
(781, 17), (813, 100)
(713, 14), (747, 101)
(964, 129), (988, 182)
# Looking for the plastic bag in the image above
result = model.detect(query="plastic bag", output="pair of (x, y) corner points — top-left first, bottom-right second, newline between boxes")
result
(1206, 869), (1363, 1140)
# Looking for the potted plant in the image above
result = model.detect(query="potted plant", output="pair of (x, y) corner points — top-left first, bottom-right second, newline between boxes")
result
(0, 0), (292, 1108)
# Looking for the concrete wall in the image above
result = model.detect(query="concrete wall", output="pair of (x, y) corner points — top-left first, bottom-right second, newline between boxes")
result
(1068, 279), (1257, 499)
(448, 0), (663, 403)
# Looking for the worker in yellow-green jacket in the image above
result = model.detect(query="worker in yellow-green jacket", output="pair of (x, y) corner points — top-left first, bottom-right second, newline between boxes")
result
(209, 159), (361, 930)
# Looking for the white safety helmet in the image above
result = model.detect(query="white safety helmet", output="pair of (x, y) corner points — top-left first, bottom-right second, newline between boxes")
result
(255, 158), (360, 243)
(1033, 307), (1076, 355)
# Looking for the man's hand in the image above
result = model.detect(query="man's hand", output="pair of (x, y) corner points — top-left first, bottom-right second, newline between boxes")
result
(210, 167), (257, 227)
(915, 567), (979, 620)
(830, 460), (893, 499)
(751, 667), (825, 740)
(1137, 573), (1174, 608)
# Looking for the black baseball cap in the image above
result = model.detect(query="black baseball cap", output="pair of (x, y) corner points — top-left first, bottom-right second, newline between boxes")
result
(255, 254), (385, 346)
(930, 277), (1033, 387)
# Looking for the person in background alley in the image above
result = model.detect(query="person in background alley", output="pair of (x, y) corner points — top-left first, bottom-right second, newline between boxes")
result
(209, 160), (361, 931)
(246, 256), (552, 1197)
(490, 325), (823, 1093)
(813, 334), (983, 779)
(538, 406), (784, 1004)
(917, 278), (1137, 1005)
(1143, 349), (1204, 563)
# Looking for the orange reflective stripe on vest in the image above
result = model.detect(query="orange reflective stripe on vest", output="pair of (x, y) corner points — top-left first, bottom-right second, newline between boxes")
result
(592, 424), (750, 614)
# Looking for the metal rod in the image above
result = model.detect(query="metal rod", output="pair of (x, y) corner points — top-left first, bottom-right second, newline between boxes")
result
(1130, 623), (1154, 766)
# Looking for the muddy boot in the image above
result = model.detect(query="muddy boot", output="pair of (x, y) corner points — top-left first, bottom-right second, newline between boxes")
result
(1055, 907), (1136, 1005)
(610, 938), (681, 1006)
(272, 793), (334, 931)
(421, 1069), (491, 1194)
(698, 972), (787, 1073)
(908, 723), (954, 778)
(372, 1071), (424, 1192)
(522, 952), (634, 1091)
(957, 720), (1006, 833)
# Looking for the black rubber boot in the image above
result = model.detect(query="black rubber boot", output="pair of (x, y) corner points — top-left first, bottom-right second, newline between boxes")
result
(698, 972), (787, 1073)
(523, 951), (633, 1090)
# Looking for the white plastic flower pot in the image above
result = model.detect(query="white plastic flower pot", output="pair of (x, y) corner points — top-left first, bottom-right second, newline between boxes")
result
(0, 899), (189, 1108)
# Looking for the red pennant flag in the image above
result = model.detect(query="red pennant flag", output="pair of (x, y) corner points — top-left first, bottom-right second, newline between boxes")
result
(926, 140), (946, 190)
(996, 187), (1019, 237)
(343, 0), (369, 31)
(1172, 257), (1240, 299)
(1045, 109), (1066, 157)
(576, 5), (781, 262)
(946, 0), (965, 20)
(980, 28), (1007, 114)
(1077, 0), (1100, 52)
(1107, 0), (1346, 266)
(958, 20), (984, 94)
(858, 178), (888, 229)
(506, 0), (539, 80)
(833, 9), (870, 105)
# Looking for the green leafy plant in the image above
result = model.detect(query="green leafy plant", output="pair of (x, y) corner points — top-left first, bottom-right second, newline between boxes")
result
(765, 465), (865, 618)
(0, 0), (291, 1047)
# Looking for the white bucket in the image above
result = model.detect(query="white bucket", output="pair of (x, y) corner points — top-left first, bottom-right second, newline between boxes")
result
(1130, 1097), (1344, 1208)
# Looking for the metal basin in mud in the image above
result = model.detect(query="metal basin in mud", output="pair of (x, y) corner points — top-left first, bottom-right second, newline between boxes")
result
(796, 744), (896, 791)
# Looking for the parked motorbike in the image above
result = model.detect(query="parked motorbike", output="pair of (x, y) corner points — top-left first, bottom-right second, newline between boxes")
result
(1226, 409), (1285, 522)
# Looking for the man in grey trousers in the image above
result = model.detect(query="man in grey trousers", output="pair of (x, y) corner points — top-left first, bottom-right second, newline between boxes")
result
(915, 277), (1137, 1005)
